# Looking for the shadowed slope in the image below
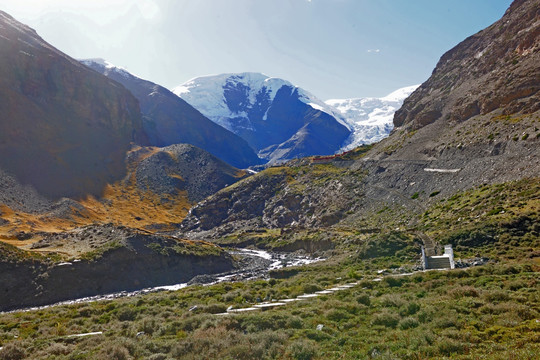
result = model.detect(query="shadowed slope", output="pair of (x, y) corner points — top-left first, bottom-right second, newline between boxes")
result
(0, 11), (147, 199)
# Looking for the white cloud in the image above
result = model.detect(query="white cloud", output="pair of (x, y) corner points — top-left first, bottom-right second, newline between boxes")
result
(367, 49), (381, 53)
(137, 0), (161, 21)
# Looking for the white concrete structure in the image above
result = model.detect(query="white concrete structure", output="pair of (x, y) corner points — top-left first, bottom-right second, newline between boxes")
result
(422, 244), (454, 270)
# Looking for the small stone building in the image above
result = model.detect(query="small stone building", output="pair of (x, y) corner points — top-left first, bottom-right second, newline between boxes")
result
(421, 244), (455, 270)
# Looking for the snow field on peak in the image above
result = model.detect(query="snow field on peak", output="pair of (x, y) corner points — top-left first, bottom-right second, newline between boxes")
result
(380, 84), (421, 102)
(172, 72), (351, 129)
(172, 73), (286, 127)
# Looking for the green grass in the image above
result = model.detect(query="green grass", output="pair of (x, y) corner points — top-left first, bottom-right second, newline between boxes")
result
(0, 259), (537, 359)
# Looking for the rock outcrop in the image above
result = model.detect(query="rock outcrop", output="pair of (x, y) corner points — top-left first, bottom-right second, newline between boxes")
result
(394, 0), (539, 129)
(179, 158), (366, 239)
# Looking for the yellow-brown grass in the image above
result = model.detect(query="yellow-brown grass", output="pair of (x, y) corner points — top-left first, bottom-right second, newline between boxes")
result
(0, 146), (192, 249)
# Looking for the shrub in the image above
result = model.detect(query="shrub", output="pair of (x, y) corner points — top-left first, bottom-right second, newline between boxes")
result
(304, 329), (332, 342)
(448, 286), (480, 298)
(483, 289), (511, 303)
(371, 310), (400, 328)
(0, 343), (26, 360)
(433, 314), (460, 329)
(445, 229), (496, 248)
(437, 338), (465, 356)
(399, 317), (419, 330)
(200, 303), (228, 314)
(242, 313), (288, 332)
(140, 318), (158, 335)
(380, 294), (406, 308)
(358, 231), (414, 259)
(400, 301), (420, 316)
(358, 279), (375, 289)
(356, 293), (371, 306)
(287, 339), (319, 360)
(100, 344), (131, 360)
(148, 355), (168, 360)
(326, 308), (352, 322)
(116, 307), (138, 321)
(302, 283), (322, 293)
(286, 316), (304, 329)
(384, 276), (404, 287)
(43, 342), (73, 356)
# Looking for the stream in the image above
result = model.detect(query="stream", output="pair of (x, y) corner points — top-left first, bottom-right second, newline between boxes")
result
(9, 249), (323, 313)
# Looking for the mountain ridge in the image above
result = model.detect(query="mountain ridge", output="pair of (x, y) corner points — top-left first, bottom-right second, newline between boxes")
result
(176, 0), (539, 241)
(393, 0), (539, 129)
(81, 59), (263, 169)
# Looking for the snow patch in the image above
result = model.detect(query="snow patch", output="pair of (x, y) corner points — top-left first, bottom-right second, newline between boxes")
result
(80, 58), (142, 81)
(424, 168), (461, 173)
(308, 102), (325, 111)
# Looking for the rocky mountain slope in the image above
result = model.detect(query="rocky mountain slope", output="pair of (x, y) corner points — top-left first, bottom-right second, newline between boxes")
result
(0, 143), (248, 238)
(0, 142), (247, 310)
(177, 0), (539, 243)
(326, 85), (419, 151)
(0, 13), (250, 238)
(173, 72), (351, 163)
(0, 11), (147, 200)
(81, 59), (262, 169)
(394, 0), (539, 129)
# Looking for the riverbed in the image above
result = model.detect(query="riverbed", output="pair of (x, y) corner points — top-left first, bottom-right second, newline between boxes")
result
(6, 248), (323, 313)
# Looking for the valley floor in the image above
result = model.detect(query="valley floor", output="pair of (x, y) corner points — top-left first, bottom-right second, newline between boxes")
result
(0, 170), (538, 360)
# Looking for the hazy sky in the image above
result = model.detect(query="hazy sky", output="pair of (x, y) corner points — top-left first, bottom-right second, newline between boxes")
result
(0, 0), (512, 99)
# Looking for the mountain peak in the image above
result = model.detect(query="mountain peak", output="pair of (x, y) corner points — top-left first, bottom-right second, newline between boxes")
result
(173, 72), (351, 162)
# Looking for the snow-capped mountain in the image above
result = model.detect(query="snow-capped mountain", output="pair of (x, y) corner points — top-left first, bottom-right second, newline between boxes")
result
(326, 85), (419, 151)
(173, 72), (351, 163)
(81, 59), (262, 168)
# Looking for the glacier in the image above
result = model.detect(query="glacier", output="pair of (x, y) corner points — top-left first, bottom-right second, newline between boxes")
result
(326, 85), (419, 151)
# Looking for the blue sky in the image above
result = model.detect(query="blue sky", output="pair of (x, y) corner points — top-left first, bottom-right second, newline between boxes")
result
(0, 0), (512, 99)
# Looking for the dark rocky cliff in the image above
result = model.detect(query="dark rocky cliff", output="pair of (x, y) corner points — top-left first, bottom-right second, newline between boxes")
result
(0, 226), (234, 311)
